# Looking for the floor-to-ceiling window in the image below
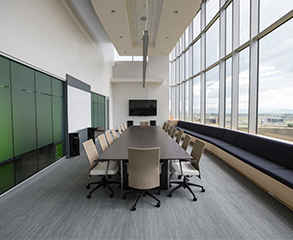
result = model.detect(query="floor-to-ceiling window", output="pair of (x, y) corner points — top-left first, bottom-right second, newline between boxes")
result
(169, 0), (293, 143)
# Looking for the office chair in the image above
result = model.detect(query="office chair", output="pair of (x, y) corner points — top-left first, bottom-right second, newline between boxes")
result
(111, 128), (118, 141)
(121, 124), (125, 132)
(168, 139), (206, 201)
(140, 121), (149, 127)
(105, 131), (114, 146)
(98, 134), (109, 152)
(82, 139), (120, 198)
(181, 134), (191, 151)
(170, 127), (177, 139)
(164, 123), (170, 132)
(175, 129), (184, 144)
(162, 122), (168, 131)
(122, 147), (161, 211)
(117, 125), (123, 136)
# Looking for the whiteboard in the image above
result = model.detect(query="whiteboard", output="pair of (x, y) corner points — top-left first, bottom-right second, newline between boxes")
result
(68, 85), (91, 133)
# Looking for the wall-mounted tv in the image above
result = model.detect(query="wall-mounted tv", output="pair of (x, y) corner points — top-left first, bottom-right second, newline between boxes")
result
(129, 99), (157, 116)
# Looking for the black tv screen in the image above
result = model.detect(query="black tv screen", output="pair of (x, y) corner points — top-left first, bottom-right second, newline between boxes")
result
(129, 100), (157, 116)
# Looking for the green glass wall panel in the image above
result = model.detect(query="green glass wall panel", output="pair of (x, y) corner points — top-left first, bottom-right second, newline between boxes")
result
(12, 89), (37, 156)
(36, 71), (51, 94)
(0, 87), (14, 162)
(36, 94), (53, 148)
(55, 143), (63, 160)
(53, 97), (63, 142)
(0, 163), (15, 195)
(0, 56), (10, 86)
(52, 78), (63, 97)
(11, 61), (34, 91)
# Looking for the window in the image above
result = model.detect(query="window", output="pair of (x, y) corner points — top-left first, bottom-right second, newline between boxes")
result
(206, 19), (219, 67)
(260, 0), (293, 32)
(226, 3), (232, 54)
(193, 76), (201, 123)
(258, 19), (293, 142)
(185, 81), (189, 121)
(193, 10), (201, 39)
(238, 47), (250, 132)
(192, 40), (201, 75)
(206, 0), (219, 25)
(225, 58), (232, 128)
(206, 66), (219, 126)
(239, 0), (250, 46)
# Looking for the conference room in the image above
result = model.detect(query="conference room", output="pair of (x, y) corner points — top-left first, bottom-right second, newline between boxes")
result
(1, 0), (293, 239)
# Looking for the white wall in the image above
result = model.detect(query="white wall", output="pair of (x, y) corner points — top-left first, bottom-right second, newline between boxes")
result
(112, 57), (169, 127)
(0, 0), (115, 127)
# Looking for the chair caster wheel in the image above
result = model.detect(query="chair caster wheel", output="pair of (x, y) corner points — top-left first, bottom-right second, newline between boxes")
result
(122, 195), (126, 200)
(155, 202), (161, 208)
(192, 197), (197, 201)
(109, 193), (114, 198)
(87, 195), (91, 199)
(156, 190), (161, 195)
(167, 194), (172, 197)
(86, 185), (90, 189)
(202, 188), (205, 192)
(131, 207), (136, 211)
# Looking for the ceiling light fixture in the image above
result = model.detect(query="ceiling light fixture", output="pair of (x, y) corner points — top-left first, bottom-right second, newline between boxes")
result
(174, 10), (178, 14)
(142, 0), (149, 88)
(111, 10), (115, 13)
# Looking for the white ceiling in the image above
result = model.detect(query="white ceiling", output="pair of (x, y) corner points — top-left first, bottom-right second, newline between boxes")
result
(90, 0), (202, 56)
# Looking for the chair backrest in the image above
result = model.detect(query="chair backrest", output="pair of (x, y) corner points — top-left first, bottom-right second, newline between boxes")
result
(170, 127), (176, 138)
(117, 125), (123, 135)
(181, 134), (191, 151)
(124, 122), (127, 130)
(82, 139), (99, 177)
(164, 124), (170, 132)
(175, 129), (184, 144)
(190, 139), (206, 179)
(128, 147), (160, 189)
(120, 124), (125, 132)
(140, 121), (149, 127)
(162, 122), (167, 131)
(105, 131), (113, 146)
(167, 125), (173, 135)
(111, 128), (118, 140)
(98, 134), (109, 152)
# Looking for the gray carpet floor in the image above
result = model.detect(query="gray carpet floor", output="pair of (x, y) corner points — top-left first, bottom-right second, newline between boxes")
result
(0, 142), (293, 240)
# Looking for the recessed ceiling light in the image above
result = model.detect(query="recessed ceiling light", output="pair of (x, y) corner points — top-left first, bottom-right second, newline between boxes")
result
(166, 37), (169, 39)
(174, 10), (178, 14)
(161, 52), (164, 54)
(119, 36), (123, 38)
(124, 51), (127, 54)
(111, 10), (115, 13)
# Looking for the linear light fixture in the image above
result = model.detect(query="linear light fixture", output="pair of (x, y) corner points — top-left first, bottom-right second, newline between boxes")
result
(142, 30), (149, 88)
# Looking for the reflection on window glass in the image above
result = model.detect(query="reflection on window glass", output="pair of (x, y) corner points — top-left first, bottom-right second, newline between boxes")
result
(239, 0), (250, 46)
(258, 19), (293, 142)
(226, 4), (232, 54)
(193, 76), (201, 123)
(225, 58), (232, 129)
(193, 40), (201, 75)
(206, 19), (219, 67)
(169, 87), (171, 116)
(180, 56), (184, 82)
(185, 81), (189, 121)
(185, 26), (190, 48)
(206, 66), (219, 126)
(193, 10), (201, 39)
(206, 0), (219, 25)
(238, 48), (249, 132)
(260, 0), (293, 32)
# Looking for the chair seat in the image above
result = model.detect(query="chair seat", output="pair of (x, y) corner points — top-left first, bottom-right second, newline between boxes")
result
(170, 161), (199, 176)
(90, 161), (119, 175)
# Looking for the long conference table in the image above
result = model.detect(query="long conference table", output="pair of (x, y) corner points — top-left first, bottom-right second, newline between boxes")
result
(98, 126), (192, 189)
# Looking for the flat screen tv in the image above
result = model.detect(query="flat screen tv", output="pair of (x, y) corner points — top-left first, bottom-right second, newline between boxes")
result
(129, 99), (157, 116)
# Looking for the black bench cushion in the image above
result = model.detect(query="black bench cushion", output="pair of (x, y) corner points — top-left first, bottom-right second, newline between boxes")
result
(192, 124), (212, 136)
(210, 127), (226, 139)
(177, 121), (194, 131)
(223, 129), (240, 145)
(236, 133), (293, 169)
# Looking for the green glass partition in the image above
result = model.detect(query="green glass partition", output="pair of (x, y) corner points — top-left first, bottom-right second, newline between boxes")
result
(0, 163), (14, 195)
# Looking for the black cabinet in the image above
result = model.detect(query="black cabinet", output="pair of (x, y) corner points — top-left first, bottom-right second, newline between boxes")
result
(69, 132), (79, 157)
(127, 120), (133, 127)
(150, 120), (156, 126)
(87, 127), (95, 143)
